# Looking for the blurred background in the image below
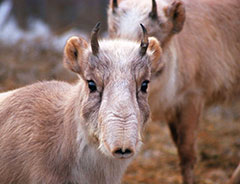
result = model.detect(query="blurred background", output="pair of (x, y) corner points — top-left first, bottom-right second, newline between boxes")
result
(0, 0), (108, 91)
(0, 0), (239, 183)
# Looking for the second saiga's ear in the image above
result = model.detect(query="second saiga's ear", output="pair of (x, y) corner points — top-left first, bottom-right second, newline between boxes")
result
(63, 36), (88, 75)
(165, 0), (186, 34)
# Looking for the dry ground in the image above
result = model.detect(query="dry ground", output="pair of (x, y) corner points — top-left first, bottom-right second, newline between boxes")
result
(0, 45), (239, 184)
(123, 109), (240, 184)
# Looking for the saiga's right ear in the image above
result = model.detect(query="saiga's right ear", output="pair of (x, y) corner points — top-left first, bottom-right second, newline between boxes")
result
(165, 1), (185, 34)
(63, 36), (88, 74)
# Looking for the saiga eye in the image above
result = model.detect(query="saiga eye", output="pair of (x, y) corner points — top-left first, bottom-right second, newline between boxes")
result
(141, 80), (149, 93)
(87, 80), (97, 93)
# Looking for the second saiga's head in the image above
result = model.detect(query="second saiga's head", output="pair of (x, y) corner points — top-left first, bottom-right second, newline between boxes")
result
(108, 0), (185, 45)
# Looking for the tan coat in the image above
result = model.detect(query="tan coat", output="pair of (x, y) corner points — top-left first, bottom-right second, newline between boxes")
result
(108, 0), (240, 183)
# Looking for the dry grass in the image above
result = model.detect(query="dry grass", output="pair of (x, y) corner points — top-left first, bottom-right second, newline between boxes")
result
(122, 108), (240, 184)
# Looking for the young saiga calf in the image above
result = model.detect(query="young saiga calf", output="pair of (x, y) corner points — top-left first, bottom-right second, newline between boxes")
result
(0, 24), (162, 184)
(108, 0), (240, 183)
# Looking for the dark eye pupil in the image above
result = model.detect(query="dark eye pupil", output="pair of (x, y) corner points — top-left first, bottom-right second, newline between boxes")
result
(141, 80), (149, 93)
(87, 80), (97, 93)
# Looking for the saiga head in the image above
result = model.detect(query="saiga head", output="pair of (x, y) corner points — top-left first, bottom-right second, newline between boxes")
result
(108, 0), (185, 45)
(64, 23), (162, 159)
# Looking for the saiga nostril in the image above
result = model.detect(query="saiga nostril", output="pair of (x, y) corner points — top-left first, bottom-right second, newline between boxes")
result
(112, 147), (134, 159)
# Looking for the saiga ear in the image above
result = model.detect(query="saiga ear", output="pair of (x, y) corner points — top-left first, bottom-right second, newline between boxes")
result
(165, 0), (185, 33)
(147, 37), (163, 73)
(63, 36), (88, 74)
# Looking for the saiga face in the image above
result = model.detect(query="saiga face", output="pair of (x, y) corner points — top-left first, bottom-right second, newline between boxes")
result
(64, 23), (162, 159)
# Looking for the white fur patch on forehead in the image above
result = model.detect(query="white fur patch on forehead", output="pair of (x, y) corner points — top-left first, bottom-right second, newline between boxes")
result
(117, 0), (168, 39)
(97, 39), (142, 66)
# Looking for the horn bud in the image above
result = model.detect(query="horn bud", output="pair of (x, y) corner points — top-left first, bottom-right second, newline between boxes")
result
(140, 24), (149, 56)
(91, 22), (101, 56)
(112, 0), (118, 13)
(149, 0), (158, 19)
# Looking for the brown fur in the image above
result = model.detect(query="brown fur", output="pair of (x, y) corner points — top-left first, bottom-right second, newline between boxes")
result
(108, 0), (240, 183)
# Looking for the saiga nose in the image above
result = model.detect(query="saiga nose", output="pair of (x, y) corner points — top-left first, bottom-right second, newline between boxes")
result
(112, 147), (134, 159)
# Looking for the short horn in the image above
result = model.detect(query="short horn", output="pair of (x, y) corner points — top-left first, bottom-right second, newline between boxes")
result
(91, 22), (101, 56)
(112, 0), (118, 13)
(149, 0), (158, 19)
(140, 24), (149, 56)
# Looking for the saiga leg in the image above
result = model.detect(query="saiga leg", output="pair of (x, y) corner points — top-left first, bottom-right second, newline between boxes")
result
(167, 96), (204, 184)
